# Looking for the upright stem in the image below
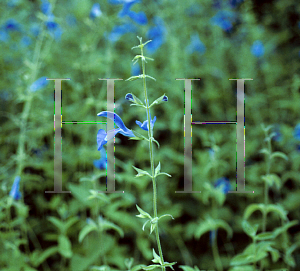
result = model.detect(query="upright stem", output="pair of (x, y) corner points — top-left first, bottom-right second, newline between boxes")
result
(140, 43), (165, 270)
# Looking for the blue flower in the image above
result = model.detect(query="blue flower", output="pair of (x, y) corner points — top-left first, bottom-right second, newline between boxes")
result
(107, 23), (136, 42)
(146, 17), (166, 54)
(30, 76), (49, 92)
(97, 111), (135, 151)
(162, 95), (168, 102)
(90, 3), (102, 19)
(4, 19), (20, 31)
(136, 115), (156, 131)
(127, 11), (147, 25)
(131, 63), (141, 76)
(214, 177), (231, 194)
(40, 0), (52, 15)
(251, 40), (264, 58)
(45, 15), (63, 41)
(93, 147), (107, 169)
(186, 33), (206, 55)
(0, 30), (9, 42)
(294, 123), (300, 140)
(272, 125), (282, 142)
(21, 36), (32, 47)
(9, 176), (21, 200)
(125, 93), (134, 101)
(211, 10), (236, 32)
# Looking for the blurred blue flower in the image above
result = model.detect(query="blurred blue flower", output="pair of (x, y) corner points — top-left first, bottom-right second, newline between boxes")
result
(30, 76), (49, 92)
(30, 25), (40, 37)
(107, 23), (136, 42)
(97, 111), (135, 151)
(186, 33), (206, 55)
(9, 176), (21, 200)
(90, 3), (102, 19)
(66, 14), (77, 26)
(272, 125), (282, 142)
(211, 10), (236, 32)
(21, 36), (32, 47)
(94, 147), (107, 169)
(45, 15), (63, 41)
(131, 63), (141, 76)
(294, 123), (300, 140)
(116, 0), (147, 25)
(162, 95), (168, 101)
(136, 115), (156, 131)
(214, 177), (231, 194)
(4, 18), (20, 31)
(127, 11), (147, 25)
(228, 0), (244, 8)
(0, 30), (9, 42)
(40, 0), (52, 15)
(146, 17), (166, 54)
(251, 40), (264, 57)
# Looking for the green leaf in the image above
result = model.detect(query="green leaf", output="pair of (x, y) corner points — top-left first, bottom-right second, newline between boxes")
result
(242, 220), (258, 238)
(261, 174), (282, 189)
(158, 214), (174, 221)
(157, 172), (172, 177)
(126, 75), (141, 81)
(152, 138), (160, 148)
(270, 151), (288, 161)
(244, 203), (264, 219)
(142, 264), (160, 270)
(266, 204), (288, 221)
(131, 130), (148, 141)
(99, 217), (124, 237)
(230, 254), (254, 266)
(259, 148), (270, 156)
(195, 216), (232, 240)
(255, 231), (275, 241)
(136, 204), (152, 219)
(30, 246), (59, 266)
(162, 262), (177, 270)
(155, 162), (161, 176)
(228, 265), (255, 271)
(273, 220), (298, 237)
(132, 166), (152, 178)
(152, 249), (162, 264)
(179, 266), (196, 271)
(58, 234), (72, 258)
(47, 216), (64, 232)
(142, 220), (150, 231)
(78, 224), (98, 243)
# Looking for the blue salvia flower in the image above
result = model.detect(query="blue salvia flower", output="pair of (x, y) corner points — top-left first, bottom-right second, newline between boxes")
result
(214, 177), (231, 194)
(30, 76), (49, 92)
(294, 123), (300, 140)
(21, 36), (32, 47)
(251, 40), (264, 58)
(9, 176), (22, 200)
(90, 3), (102, 19)
(4, 19), (20, 31)
(186, 33), (206, 55)
(110, 0), (147, 24)
(136, 115), (156, 131)
(211, 10), (236, 32)
(45, 14), (63, 41)
(93, 147), (107, 169)
(107, 23), (136, 42)
(40, 0), (52, 15)
(146, 17), (166, 54)
(125, 93), (134, 101)
(97, 111), (135, 151)
(0, 30), (9, 42)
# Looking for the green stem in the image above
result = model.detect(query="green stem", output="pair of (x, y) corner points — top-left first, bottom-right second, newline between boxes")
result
(140, 41), (165, 270)
(212, 233), (223, 271)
